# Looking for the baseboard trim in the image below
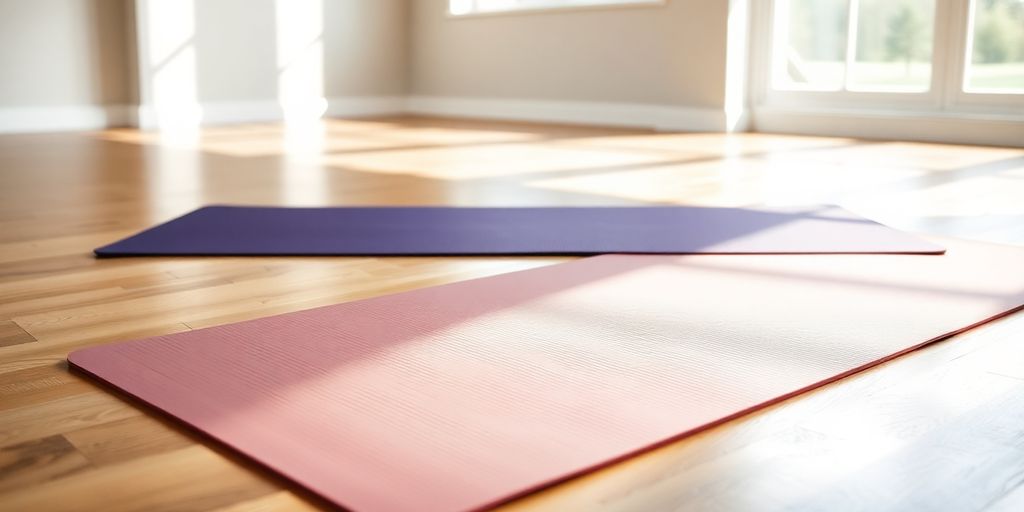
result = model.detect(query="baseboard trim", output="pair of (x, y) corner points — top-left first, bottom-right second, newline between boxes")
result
(405, 96), (729, 132)
(202, 101), (283, 125)
(135, 96), (407, 129)
(0, 105), (134, 134)
(1, 96), (726, 133)
(753, 107), (1024, 148)
(13, 99), (1018, 147)
(326, 96), (406, 118)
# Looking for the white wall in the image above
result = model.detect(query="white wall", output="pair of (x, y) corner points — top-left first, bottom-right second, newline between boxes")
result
(135, 0), (409, 127)
(0, 0), (135, 131)
(411, 0), (727, 107)
(0, 0), (735, 133)
(192, 0), (279, 103)
(407, 0), (733, 130)
(325, 0), (408, 97)
(185, 0), (408, 104)
(0, 0), (409, 132)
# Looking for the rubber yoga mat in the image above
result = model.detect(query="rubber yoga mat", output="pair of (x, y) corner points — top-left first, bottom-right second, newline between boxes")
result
(69, 237), (1024, 512)
(94, 205), (943, 256)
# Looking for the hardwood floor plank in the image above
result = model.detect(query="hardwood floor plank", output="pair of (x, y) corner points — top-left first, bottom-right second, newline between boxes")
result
(985, 483), (1024, 512)
(0, 435), (92, 493)
(64, 415), (195, 466)
(0, 320), (34, 347)
(0, 392), (141, 448)
(0, 322), (193, 376)
(786, 381), (1024, 512)
(0, 362), (92, 411)
(0, 446), (279, 512)
(209, 491), (321, 512)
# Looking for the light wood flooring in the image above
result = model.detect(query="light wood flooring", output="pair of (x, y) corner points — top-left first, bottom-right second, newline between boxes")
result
(1, 116), (1023, 511)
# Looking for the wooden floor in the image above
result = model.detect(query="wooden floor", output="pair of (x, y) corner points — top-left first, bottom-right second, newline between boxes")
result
(1, 116), (1024, 511)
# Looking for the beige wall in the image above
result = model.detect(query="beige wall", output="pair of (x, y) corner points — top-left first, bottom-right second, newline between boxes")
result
(0, 0), (728, 127)
(409, 0), (729, 109)
(325, 0), (408, 96)
(185, 0), (407, 103)
(0, 0), (134, 107)
(0, 0), (407, 112)
(191, 0), (278, 103)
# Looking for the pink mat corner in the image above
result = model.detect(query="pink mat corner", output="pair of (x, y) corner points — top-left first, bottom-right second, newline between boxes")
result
(70, 237), (1024, 511)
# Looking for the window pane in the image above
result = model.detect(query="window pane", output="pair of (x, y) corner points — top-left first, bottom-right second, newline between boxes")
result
(849, 0), (935, 91)
(966, 0), (1024, 92)
(775, 0), (849, 90)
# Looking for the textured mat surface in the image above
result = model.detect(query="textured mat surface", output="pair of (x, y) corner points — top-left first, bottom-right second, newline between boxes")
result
(94, 205), (943, 256)
(69, 237), (1024, 512)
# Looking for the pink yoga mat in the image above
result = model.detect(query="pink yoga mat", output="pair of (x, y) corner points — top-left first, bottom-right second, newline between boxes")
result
(70, 237), (1024, 512)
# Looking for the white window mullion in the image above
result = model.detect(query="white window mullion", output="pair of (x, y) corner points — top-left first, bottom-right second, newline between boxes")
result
(770, 0), (790, 90)
(929, 0), (952, 108)
(939, 0), (972, 110)
(951, 0), (1024, 113)
(842, 0), (860, 91)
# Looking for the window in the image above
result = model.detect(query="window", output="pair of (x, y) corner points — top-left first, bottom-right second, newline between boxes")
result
(774, 0), (936, 93)
(449, 0), (662, 17)
(756, 0), (1024, 115)
(965, 0), (1024, 92)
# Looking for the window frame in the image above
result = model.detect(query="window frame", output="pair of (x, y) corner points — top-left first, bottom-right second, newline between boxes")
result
(952, 0), (1024, 111)
(751, 0), (1024, 117)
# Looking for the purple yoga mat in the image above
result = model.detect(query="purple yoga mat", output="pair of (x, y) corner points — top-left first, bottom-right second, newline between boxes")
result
(94, 205), (943, 257)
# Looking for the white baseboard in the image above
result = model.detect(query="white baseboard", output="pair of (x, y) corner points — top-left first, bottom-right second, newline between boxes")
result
(135, 96), (407, 130)
(405, 96), (729, 132)
(753, 107), (1024, 148)
(326, 96), (405, 118)
(195, 96), (405, 124)
(0, 96), (724, 133)
(0, 105), (134, 134)
(202, 100), (284, 125)
(10, 98), (1018, 147)
(135, 102), (273, 130)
